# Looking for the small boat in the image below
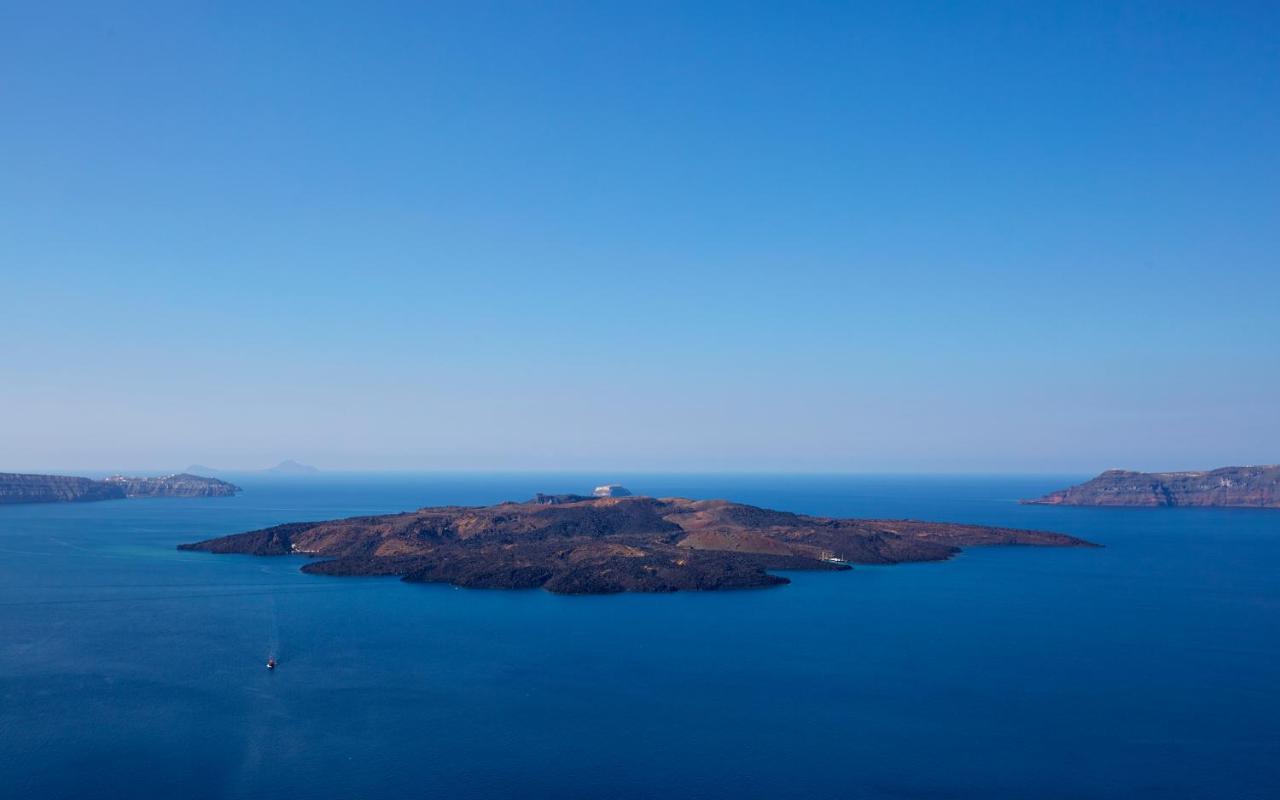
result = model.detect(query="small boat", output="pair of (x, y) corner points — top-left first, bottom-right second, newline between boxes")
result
(266, 658), (276, 670)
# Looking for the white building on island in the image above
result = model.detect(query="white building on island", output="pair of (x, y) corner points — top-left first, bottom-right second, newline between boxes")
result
(593, 484), (632, 498)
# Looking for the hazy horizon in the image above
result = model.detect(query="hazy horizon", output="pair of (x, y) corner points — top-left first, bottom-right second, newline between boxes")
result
(7, 462), (1269, 479)
(3, 3), (1277, 474)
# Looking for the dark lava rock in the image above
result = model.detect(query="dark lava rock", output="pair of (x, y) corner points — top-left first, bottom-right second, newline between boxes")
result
(180, 495), (1096, 595)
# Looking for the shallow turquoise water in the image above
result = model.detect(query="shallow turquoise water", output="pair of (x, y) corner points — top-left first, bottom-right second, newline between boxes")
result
(1, 474), (1277, 799)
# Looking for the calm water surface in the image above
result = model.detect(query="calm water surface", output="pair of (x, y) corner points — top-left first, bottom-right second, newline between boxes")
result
(2, 474), (1277, 799)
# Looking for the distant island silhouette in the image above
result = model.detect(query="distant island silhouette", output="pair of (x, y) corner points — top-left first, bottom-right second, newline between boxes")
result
(265, 459), (319, 475)
(1024, 465), (1280, 508)
(183, 460), (320, 476)
(0, 472), (240, 504)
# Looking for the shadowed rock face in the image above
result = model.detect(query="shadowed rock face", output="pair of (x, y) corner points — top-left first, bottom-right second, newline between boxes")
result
(179, 495), (1096, 594)
(0, 472), (241, 504)
(0, 473), (125, 504)
(1024, 466), (1280, 508)
(104, 473), (241, 498)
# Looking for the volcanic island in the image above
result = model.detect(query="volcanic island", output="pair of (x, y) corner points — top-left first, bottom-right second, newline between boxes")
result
(1023, 465), (1280, 508)
(179, 492), (1096, 595)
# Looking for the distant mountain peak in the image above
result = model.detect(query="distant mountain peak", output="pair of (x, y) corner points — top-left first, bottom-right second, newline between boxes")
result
(267, 460), (319, 474)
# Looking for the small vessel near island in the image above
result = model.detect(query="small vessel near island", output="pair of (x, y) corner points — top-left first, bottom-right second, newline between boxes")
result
(266, 658), (276, 670)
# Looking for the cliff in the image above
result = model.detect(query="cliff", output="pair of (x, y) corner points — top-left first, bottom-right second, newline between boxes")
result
(180, 494), (1095, 594)
(0, 473), (126, 504)
(1023, 465), (1280, 508)
(105, 473), (242, 498)
(0, 471), (241, 504)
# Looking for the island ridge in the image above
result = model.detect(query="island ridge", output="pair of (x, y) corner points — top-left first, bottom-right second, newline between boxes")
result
(1024, 465), (1280, 508)
(0, 472), (241, 504)
(180, 493), (1095, 594)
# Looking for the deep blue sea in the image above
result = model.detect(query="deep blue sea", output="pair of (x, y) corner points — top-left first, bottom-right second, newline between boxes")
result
(2, 473), (1277, 799)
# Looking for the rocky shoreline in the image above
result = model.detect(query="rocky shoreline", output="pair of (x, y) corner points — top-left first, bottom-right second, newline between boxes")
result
(180, 494), (1095, 594)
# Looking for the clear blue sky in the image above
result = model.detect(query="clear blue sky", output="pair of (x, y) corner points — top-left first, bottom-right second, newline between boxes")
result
(2, 1), (1277, 473)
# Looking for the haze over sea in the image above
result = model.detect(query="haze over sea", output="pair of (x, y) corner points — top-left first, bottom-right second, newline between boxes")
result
(1, 473), (1276, 799)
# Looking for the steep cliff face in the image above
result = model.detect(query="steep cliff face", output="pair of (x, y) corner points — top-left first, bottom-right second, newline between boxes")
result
(0, 473), (126, 504)
(104, 473), (241, 498)
(0, 472), (241, 504)
(1024, 466), (1280, 508)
